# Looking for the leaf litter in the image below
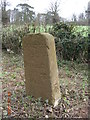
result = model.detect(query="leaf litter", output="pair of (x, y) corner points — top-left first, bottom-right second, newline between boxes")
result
(1, 50), (89, 119)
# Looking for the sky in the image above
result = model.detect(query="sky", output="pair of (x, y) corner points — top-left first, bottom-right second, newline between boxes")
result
(6, 0), (90, 20)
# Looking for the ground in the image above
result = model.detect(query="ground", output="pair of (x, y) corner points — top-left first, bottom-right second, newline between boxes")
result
(1, 50), (89, 119)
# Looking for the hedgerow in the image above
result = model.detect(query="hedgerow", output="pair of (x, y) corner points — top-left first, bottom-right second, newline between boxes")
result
(50, 22), (88, 62)
(2, 23), (89, 62)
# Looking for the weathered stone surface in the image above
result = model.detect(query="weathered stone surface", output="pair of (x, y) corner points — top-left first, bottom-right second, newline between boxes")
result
(23, 33), (61, 105)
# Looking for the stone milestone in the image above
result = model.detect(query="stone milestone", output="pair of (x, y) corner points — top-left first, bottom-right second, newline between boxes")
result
(23, 33), (61, 105)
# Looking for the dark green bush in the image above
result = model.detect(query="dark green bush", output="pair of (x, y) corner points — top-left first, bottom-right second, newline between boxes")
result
(50, 22), (88, 62)
(2, 25), (30, 53)
(2, 23), (89, 62)
(2, 24), (48, 54)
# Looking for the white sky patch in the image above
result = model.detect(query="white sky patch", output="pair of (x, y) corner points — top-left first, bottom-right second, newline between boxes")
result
(7, 0), (89, 20)
(60, 0), (89, 19)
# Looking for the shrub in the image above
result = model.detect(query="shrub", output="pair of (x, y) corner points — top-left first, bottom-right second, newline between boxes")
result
(2, 24), (51, 53)
(50, 22), (88, 62)
(2, 25), (30, 54)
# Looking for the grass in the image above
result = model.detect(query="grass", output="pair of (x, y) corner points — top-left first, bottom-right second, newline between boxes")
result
(1, 50), (89, 118)
(73, 26), (89, 37)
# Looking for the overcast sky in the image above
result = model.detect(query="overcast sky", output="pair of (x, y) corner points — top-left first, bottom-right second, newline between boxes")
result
(7, 0), (89, 20)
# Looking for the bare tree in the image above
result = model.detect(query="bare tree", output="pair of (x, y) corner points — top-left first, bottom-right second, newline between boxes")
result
(78, 13), (85, 21)
(1, 0), (10, 25)
(72, 14), (77, 22)
(46, 0), (60, 24)
(86, 1), (90, 25)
